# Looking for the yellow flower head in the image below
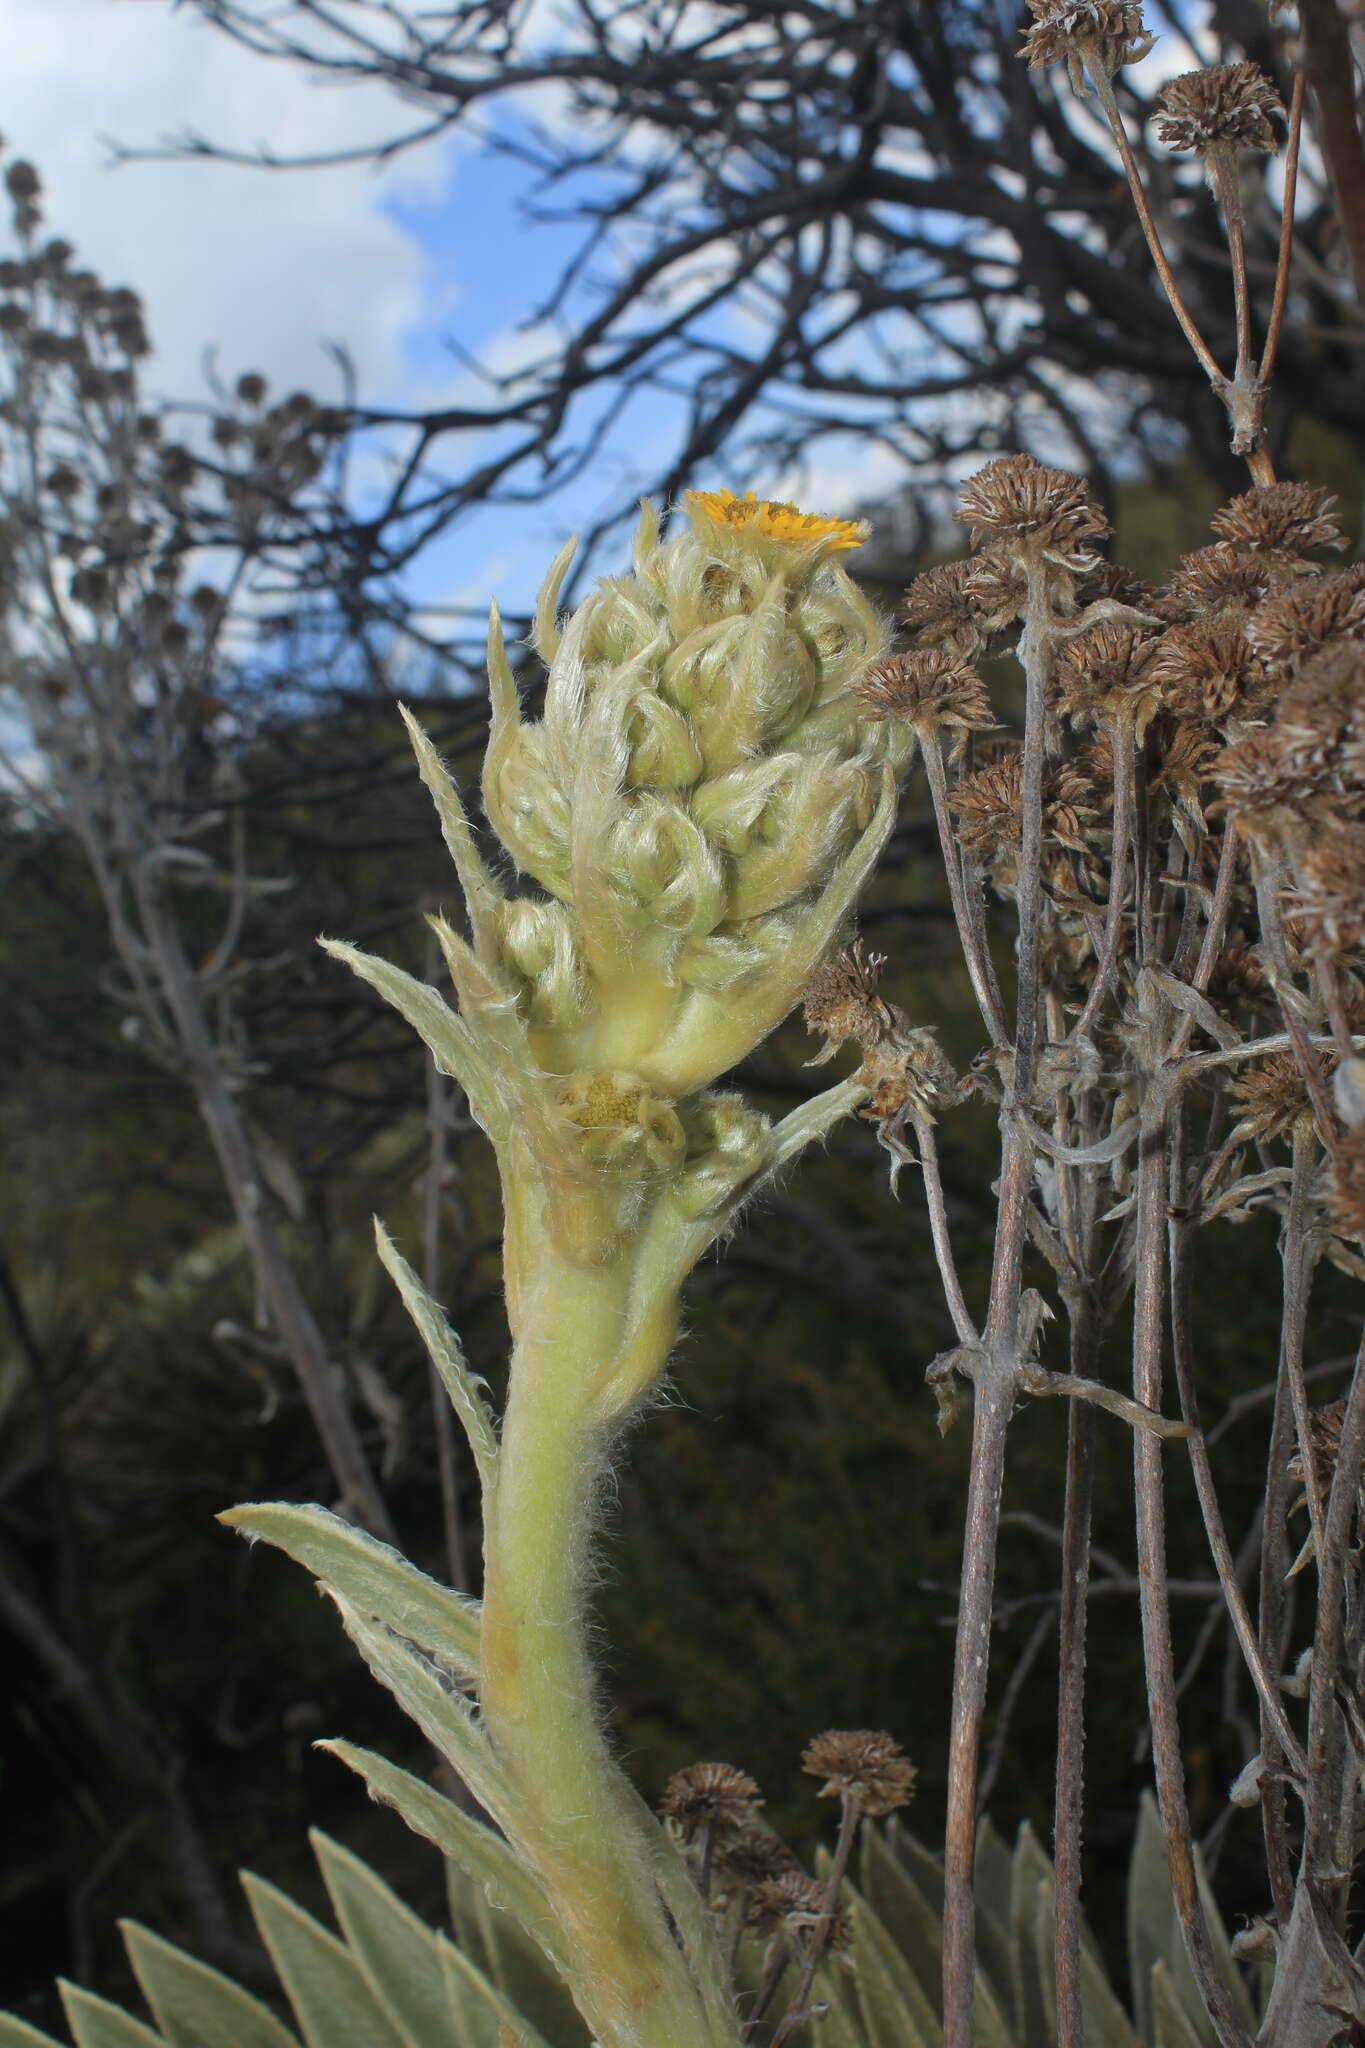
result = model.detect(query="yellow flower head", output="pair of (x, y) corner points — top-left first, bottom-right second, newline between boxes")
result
(685, 488), (867, 556)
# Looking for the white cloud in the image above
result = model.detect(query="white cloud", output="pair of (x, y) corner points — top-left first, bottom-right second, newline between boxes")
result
(5, 0), (454, 410)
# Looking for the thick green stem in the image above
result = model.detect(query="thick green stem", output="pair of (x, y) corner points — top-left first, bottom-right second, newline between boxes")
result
(480, 1226), (736, 2048)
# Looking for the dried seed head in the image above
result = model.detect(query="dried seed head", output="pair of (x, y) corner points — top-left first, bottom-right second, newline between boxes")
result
(854, 650), (994, 753)
(957, 454), (1109, 574)
(1212, 729), (1326, 852)
(1227, 1051), (1328, 1141)
(1055, 620), (1162, 729)
(1079, 560), (1160, 613)
(658, 1763), (763, 1841)
(745, 1872), (854, 1952)
(235, 371), (267, 407)
(1156, 63), (1286, 158)
(1248, 566), (1365, 677)
(1206, 943), (1274, 1017)
(1211, 483), (1346, 558)
(899, 552), (1027, 652)
(1292, 825), (1365, 956)
(802, 941), (897, 1051)
(1271, 643), (1365, 793)
(1329, 1128), (1365, 1241)
(5, 160), (41, 203)
(801, 1729), (917, 1816)
(856, 1025), (965, 1134)
(1148, 618), (1269, 724)
(1020, 0), (1154, 84)
(710, 1827), (801, 1894)
(1164, 542), (1301, 618)
(1286, 1397), (1349, 1503)
(949, 749), (1098, 864)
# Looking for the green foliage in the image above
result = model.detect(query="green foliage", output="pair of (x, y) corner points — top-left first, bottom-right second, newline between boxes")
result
(7, 1808), (1255, 2047)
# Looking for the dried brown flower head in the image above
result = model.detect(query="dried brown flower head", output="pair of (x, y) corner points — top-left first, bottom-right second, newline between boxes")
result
(1156, 63), (1285, 158)
(1227, 1051), (1328, 1142)
(658, 1763), (763, 1841)
(1213, 728), (1323, 840)
(1164, 542), (1300, 619)
(1272, 643), (1365, 795)
(1055, 620), (1162, 729)
(1292, 825), (1365, 956)
(1286, 1397), (1354, 1509)
(1248, 566), (1365, 677)
(1206, 943), (1274, 1018)
(710, 1827), (801, 1895)
(1211, 483), (1346, 558)
(856, 1026), (966, 1137)
(1020, 0), (1154, 85)
(1149, 618), (1268, 724)
(957, 454), (1109, 574)
(1329, 1129), (1365, 1240)
(745, 1872), (853, 1952)
(802, 941), (897, 1051)
(801, 1729), (918, 1816)
(949, 749), (1098, 863)
(855, 650), (994, 754)
(5, 161), (41, 204)
(1079, 560), (1160, 613)
(901, 554), (1023, 654)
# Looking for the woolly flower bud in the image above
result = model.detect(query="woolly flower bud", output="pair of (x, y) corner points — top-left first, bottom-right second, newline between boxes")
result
(479, 493), (904, 1098)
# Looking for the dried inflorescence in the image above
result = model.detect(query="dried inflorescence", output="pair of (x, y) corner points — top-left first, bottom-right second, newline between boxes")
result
(1055, 620), (1162, 730)
(1291, 825), (1365, 957)
(801, 1729), (918, 1816)
(949, 748), (1098, 870)
(1019, 0), (1154, 85)
(1248, 567), (1365, 678)
(1227, 1051), (1330, 1143)
(744, 1872), (854, 1952)
(956, 454), (1109, 576)
(1210, 484), (1346, 559)
(1148, 617), (1269, 726)
(1272, 645), (1365, 797)
(709, 1826), (800, 1895)
(854, 649), (995, 758)
(1329, 1129), (1365, 1241)
(901, 553), (1024, 655)
(658, 1762), (764, 1842)
(1156, 63), (1286, 159)
(1164, 542), (1301, 619)
(802, 940), (898, 1051)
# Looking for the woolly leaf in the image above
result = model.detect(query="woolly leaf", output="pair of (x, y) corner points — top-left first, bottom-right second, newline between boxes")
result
(119, 1922), (299, 2048)
(444, 1858), (590, 2048)
(218, 1502), (481, 1686)
(318, 1742), (566, 1978)
(0, 2018), (69, 2046)
(240, 1874), (406, 2048)
(1009, 1822), (1053, 2048)
(319, 941), (511, 1151)
(1151, 1963), (1206, 2048)
(398, 706), (503, 956)
(372, 1223), (498, 1489)
(58, 1987), (166, 2048)
(438, 1939), (554, 2048)
(310, 1833), (449, 2048)
(843, 1881), (939, 2048)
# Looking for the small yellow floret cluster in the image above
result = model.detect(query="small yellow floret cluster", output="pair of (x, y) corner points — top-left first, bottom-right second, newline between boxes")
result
(685, 488), (866, 553)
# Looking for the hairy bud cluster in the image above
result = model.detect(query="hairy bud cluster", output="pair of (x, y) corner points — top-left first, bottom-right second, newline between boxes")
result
(336, 492), (909, 1260)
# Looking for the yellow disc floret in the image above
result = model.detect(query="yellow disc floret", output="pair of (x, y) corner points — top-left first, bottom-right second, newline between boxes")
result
(685, 488), (867, 554)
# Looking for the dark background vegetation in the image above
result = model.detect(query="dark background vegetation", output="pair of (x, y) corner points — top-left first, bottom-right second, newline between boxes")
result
(3, 0), (1364, 2033)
